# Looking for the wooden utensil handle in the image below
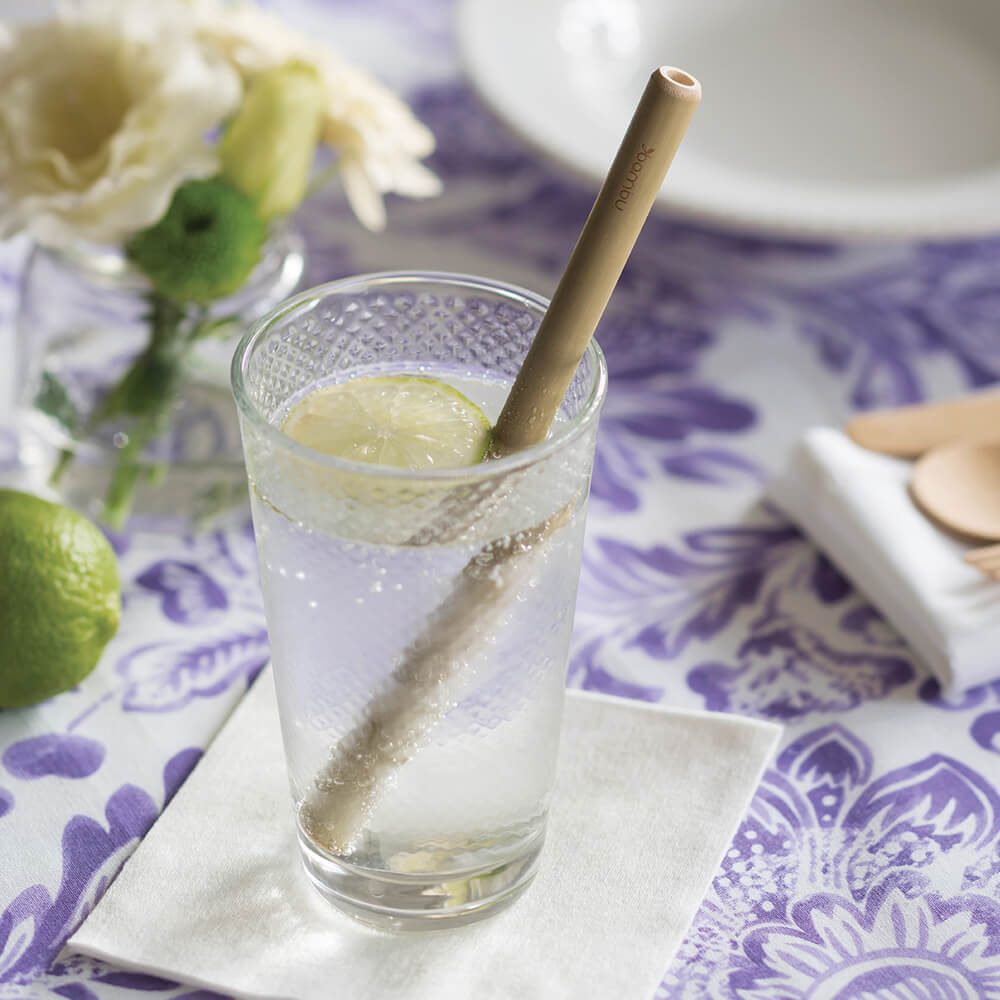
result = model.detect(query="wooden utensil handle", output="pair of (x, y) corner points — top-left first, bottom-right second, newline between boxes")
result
(847, 390), (1000, 458)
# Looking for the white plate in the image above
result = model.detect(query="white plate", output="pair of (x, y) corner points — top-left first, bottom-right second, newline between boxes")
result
(457, 0), (1000, 239)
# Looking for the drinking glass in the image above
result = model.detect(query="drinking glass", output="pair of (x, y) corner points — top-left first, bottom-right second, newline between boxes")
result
(232, 272), (606, 929)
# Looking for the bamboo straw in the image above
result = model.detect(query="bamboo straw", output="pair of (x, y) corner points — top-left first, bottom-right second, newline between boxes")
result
(490, 66), (701, 458)
(300, 502), (576, 855)
(411, 66), (701, 546)
(300, 67), (701, 856)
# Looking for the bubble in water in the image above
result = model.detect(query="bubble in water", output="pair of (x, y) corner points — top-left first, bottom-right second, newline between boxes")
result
(295, 570), (306, 580)
(370, 581), (383, 593)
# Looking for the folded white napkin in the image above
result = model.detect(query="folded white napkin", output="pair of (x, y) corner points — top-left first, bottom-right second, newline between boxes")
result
(769, 427), (1000, 692)
(69, 670), (780, 1000)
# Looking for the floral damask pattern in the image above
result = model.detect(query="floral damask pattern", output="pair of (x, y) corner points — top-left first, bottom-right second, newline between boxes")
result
(922, 678), (1000, 758)
(589, 377), (760, 514)
(0, 784), (159, 984)
(659, 725), (1000, 998)
(572, 516), (916, 717)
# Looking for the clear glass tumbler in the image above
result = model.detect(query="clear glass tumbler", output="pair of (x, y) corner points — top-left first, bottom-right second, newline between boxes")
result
(231, 272), (606, 929)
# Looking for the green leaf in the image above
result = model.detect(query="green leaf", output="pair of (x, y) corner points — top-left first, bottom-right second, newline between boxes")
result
(34, 371), (79, 432)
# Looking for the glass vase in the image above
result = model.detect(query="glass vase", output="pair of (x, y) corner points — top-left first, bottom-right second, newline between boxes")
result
(14, 227), (305, 528)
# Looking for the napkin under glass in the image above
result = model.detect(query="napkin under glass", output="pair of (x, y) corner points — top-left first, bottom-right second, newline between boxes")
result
(68, 670), (780, 1000)
(769, 427), (1000, 692)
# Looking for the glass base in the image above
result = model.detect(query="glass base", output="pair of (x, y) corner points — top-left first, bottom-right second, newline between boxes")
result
(297, 828), (543, 932)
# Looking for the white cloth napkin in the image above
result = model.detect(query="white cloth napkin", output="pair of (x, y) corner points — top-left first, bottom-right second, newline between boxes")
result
(769, 427), (1000, 691)
(68, 670), (780, 1000)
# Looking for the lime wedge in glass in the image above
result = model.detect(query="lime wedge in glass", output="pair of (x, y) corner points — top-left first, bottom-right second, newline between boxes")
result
(282, 375), (492, 469)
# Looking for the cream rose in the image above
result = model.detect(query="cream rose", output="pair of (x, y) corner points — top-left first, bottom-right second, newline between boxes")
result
(0, 0), (241, 248)
(193, 0), (441, 231)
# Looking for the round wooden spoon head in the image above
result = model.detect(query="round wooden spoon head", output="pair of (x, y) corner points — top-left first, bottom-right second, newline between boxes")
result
(911, 440), (1000, 541)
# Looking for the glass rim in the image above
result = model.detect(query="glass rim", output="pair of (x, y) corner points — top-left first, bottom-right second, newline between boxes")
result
(230, 270), (608, 484)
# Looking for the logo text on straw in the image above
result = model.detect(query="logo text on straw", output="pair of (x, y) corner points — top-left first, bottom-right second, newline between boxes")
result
(614, 143), (655, 211)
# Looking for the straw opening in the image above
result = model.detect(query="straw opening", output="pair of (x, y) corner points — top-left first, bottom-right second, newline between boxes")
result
(656, 66), (701, 101)
(663, 68), (696, 87)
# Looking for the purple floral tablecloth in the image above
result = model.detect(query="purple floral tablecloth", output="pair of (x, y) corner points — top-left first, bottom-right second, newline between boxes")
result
(3, 1), (1000, 997)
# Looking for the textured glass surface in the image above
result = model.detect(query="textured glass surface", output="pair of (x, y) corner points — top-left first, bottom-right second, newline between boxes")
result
(235, 273), (606, 928)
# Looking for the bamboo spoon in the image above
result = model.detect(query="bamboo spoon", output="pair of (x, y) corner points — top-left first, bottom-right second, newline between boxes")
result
(909, 439), (1000, 580)
(847, 392), (1000, 580)
(911, 440), (1000, 540)
(299, 66), (702, 856)
(847, 389), (1000, 458)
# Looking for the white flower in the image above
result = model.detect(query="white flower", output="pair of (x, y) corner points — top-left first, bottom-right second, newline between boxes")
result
(193, 0), (441, 231)
(0, 0), (241, 249)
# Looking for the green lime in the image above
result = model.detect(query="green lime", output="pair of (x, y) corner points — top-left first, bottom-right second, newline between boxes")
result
(282, 375), (492, 469)
(0, 490), (121, 708)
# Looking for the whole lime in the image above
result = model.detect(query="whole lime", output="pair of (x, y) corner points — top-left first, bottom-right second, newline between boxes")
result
(0, 490), (121, 708)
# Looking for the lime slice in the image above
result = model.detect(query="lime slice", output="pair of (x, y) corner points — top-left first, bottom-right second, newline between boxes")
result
(282, 375), (492, 469)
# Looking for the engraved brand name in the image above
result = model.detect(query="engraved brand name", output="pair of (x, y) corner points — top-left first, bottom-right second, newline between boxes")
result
(614, 143), (656, 211)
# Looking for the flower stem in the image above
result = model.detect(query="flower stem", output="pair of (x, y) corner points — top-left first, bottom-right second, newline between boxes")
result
(49, 448), (75, 489)
(53, 293), (197, 528)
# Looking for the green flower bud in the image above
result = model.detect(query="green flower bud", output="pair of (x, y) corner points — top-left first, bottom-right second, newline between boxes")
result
(126, 177), (267, 304)
(219, 60), (326, 221)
